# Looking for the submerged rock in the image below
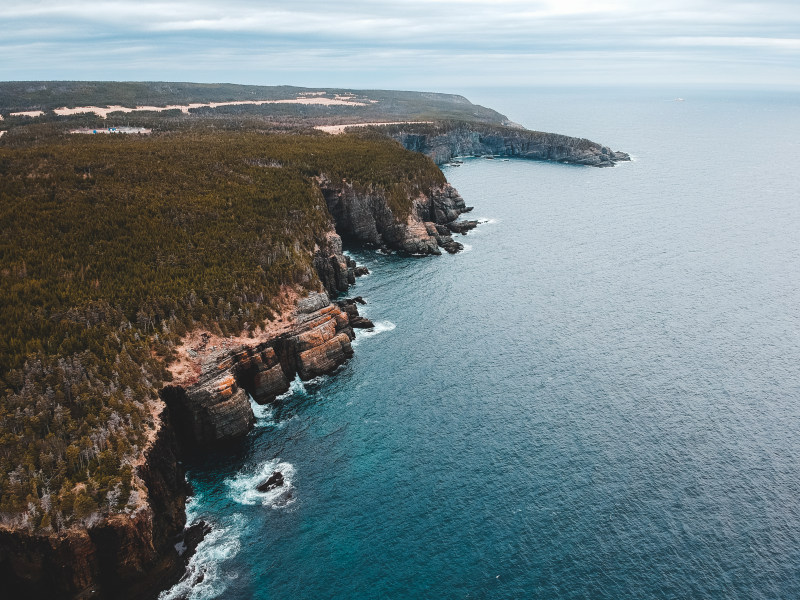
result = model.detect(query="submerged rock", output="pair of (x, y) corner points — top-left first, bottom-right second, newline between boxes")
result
(440, 238), (464, 254)
(257, 471), (285, 492)
(446, 220), (479, 235)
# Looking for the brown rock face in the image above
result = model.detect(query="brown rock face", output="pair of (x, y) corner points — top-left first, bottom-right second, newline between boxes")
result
(252, 362), (290, 402)
(162, 292), (357, 447)
(297, 331), (354, 379)
(291, 293), (355, 381)
(0, 407), (188, 599)
(161, 373), (255, 447)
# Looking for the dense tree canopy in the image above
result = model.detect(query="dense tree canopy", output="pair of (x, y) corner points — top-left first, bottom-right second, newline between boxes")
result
(0, 130), (444, 530)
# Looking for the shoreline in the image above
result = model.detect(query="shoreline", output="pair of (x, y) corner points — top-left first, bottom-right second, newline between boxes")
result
(0, 115), (628, 596)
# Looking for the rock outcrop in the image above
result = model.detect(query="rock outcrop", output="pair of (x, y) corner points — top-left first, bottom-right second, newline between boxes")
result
(388, 122), (631, 167)
(313, 230), (370, 296)
(257, 471), (285, 493)
(337, 298), (375, 329)
(318, 175), (472, 256)
(447, 220), (479, 235)
(163, 292), (357, 446)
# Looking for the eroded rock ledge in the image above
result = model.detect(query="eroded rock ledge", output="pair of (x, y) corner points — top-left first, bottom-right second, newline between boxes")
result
(161, 290), (359, 447)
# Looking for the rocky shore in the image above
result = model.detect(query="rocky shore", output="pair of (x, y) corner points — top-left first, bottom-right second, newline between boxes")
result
(0, 132), (625, 597)
(161, 289), (359, 447)
(318, 176), (472, 256)
(386, 122), (631, 167)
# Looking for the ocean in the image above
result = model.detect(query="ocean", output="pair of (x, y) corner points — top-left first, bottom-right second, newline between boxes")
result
(161, 87), (800, 599)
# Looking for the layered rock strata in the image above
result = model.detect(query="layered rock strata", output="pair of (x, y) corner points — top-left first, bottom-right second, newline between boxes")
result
(389, 123), (631, 167)
(162, 291), (359, 447)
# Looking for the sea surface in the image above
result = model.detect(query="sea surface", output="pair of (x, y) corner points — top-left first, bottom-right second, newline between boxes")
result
(162, 88), (800, 599)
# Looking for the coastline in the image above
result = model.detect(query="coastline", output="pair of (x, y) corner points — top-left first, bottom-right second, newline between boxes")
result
(0, 112), (629, 597)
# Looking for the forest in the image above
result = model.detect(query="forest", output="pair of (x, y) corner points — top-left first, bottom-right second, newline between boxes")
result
(0, 81), (508, 126)
(0, 129), (445, 531)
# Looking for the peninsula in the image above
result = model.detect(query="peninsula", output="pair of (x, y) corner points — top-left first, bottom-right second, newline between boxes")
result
(0, 82), (628, 598)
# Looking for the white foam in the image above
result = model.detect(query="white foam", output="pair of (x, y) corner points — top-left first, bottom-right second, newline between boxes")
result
(351, 321), (396, 346)
(247, 393), (275, 426)
(159, 514), (244, 600)
(276, 375), (307, 400)
(184, 493), (201, 524)
(227, 459), (297, 509)
(460, 243), (473, 253)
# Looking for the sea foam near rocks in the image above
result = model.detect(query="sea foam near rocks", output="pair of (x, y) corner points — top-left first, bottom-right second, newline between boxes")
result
(247, 393), (275, 426)
(227, 459), (296, 508)
(351, 321), (396, 346)
(276, 375), (309, 400)
(159, 514), (244, 600)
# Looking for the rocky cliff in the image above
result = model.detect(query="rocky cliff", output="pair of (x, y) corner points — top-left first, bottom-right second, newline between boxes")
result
(0, 406), (191, 599)
(385, 122), (630, 167)
(0, 121), (622, 595)
(318, 176), (471, 256)
(162, 290), (360, 447)
(0, 247), (369, 598)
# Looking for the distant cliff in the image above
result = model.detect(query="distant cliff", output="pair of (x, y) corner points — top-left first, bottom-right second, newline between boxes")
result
(370, 122), (630, 167)
(318, 176), (471, 255)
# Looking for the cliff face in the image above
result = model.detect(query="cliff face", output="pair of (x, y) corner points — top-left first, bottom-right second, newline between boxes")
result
(391, 124), (630, 167)
(162, 290), (358, 446)
(0, 407), (189, 599)
(318, 176), (471, 256)
(0, 160), (471, 597)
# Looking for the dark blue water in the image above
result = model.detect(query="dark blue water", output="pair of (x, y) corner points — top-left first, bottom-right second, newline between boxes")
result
(162, 88), (800, 600)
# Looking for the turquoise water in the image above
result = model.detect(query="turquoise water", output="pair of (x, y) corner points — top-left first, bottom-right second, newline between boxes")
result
(162, 88), (800, 599)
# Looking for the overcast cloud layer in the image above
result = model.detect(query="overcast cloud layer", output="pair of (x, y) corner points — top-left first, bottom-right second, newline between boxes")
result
(1, 0), (798, 88)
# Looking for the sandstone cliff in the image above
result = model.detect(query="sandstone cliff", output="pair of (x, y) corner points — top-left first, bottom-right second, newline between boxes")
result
(0, 231), (369, 597)
(385, 122), (630, 167)
(162, 290), (358, 446)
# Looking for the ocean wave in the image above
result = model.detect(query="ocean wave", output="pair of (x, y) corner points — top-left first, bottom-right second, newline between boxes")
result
(227, 459), (296, 509)
(247, 393), (275, 426)
(275, 375), (309, 401)
(351, 321), (396, 346)
(184, 492), (201, 524)
(459, 243), (473, 253)
(158, 514), (244, 600)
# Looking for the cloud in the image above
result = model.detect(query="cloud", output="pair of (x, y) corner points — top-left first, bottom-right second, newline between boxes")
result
(0, 0), (798, 87)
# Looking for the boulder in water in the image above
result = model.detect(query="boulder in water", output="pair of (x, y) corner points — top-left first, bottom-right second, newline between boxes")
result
(257, 471), (284, 492)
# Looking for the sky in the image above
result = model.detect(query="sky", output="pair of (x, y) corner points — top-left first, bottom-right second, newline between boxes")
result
(1, 0), (799, 90)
